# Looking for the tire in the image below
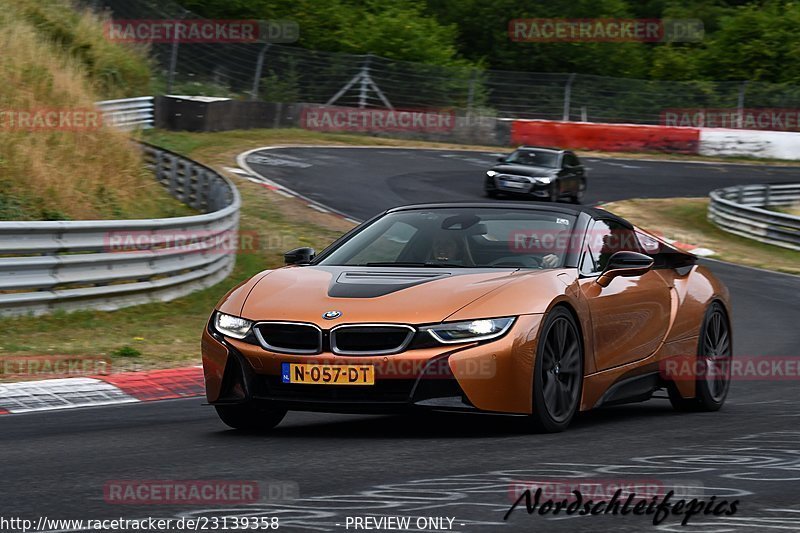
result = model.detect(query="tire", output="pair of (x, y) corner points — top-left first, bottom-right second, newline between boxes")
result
(570, 179), (586, 204)
(527, 307), (584, 432)
(668, 302), (732, 412)
(548, 182), (560, 203)
(485, 189), (499, 199)
(215, 402), (287, 431)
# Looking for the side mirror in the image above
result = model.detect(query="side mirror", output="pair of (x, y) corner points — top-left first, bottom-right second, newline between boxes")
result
(284, 247), (315, 265)
(497, 156), (507, 162)
(596, 251), (654, 287)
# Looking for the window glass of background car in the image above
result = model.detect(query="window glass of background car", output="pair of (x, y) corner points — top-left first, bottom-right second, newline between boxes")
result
(581, 219), (642, 274)
(564, 153), (580, 167)
(507, 149), (559, 168)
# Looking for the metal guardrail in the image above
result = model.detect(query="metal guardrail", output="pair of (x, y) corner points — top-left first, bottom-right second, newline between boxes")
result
(708, 183), (800, 251)
(96, 96), (154, 130)
(0, 143), (240, 316)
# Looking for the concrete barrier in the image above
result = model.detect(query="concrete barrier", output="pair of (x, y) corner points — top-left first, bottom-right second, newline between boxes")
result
(510, 120), (701, 153)
(699, 129), (800, 160)
(153, 97), (800, 160)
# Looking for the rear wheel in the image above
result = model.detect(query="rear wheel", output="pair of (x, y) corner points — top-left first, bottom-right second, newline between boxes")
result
(570, 178), (586, 204)
(668, 302), (732, 412)
(528, 307), (583, 432)
(215, 402), (287, 431)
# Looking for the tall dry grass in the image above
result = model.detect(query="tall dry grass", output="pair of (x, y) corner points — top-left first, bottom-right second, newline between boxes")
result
(0, 3), (189, 220)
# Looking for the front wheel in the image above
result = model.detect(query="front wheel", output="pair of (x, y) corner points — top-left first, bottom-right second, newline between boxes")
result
(215, 402), (287, 431)
(527, 307), (583, 432)
(548, 182), (560, 203)
(668, 302), (732, 412)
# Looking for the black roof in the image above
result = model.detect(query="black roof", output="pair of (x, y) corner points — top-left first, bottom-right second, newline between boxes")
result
(386, 202), (632, 228)
(515, 145), (567, 153)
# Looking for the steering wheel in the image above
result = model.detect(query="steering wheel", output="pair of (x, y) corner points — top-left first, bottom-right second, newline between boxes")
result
(488, 255), (543, 268)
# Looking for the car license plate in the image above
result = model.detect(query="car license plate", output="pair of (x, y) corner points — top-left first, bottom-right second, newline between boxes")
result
(281, 363), (375, 385)
(500, 180), (527, 189)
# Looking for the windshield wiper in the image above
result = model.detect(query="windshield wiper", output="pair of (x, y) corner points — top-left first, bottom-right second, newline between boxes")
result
(360, 262), (468, 268)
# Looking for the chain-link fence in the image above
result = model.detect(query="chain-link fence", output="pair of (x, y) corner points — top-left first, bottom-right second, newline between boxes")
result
(90, 0), (800, 126)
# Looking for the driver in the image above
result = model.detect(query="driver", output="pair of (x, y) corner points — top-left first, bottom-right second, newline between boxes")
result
(431, 234), (469, 265)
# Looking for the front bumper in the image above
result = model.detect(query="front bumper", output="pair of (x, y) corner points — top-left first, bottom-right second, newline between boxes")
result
(484, 175), (551, 197)
(201, 314), (544, 415)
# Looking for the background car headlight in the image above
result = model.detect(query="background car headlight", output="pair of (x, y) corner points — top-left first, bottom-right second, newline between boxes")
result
(421, 317), (515, 344)
(486, 170), (498, 177)
(214, 312), (254, 339)
(533, 177), (553, 184)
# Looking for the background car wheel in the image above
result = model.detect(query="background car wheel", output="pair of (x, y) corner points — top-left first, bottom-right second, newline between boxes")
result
(548, 183), (559, 202)
(485, 190), (499, 199)
(215, 402), (287, 431)
(528, 307), (583, 432)
(571, 179), (586, 204)
(668, 302), (732, 412)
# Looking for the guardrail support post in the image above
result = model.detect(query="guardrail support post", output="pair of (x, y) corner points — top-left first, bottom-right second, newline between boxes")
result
(736, 81), (748, 129)
(251, 43), (271, 101)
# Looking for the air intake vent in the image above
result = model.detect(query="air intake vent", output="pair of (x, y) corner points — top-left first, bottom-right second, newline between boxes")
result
(254, 322), (322, 354)
(331, 325), (415, 355)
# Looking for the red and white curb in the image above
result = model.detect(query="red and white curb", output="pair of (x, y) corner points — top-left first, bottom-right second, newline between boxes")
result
(0, 366), (204, 414)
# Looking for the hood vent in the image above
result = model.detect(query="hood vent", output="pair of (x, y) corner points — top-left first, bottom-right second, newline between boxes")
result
(329, 270), (451, 298)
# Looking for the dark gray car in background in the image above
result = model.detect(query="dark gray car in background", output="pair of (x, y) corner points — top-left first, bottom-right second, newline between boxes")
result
(484, 146), (587, 203)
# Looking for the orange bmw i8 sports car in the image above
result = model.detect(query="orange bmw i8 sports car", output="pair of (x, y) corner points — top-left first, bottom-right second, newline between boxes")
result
(202, 203), (732, 432)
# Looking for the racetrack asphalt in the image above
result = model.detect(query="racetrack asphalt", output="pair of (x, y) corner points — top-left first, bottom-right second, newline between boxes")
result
(2, 147), (799, 532)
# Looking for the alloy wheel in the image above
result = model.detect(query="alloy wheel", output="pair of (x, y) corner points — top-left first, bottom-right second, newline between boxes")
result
(540, 316), (582, 423)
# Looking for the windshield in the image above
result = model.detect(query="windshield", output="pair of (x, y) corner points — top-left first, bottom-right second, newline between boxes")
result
(505, 149), (560, 168)
(316, 208), (576, 269)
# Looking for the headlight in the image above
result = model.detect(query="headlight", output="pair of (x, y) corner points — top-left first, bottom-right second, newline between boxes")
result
(533, 177), (553, 184)
(420, 317), (515, 344)
(486, 170), (498, 177)
(214, 312), (254, 339)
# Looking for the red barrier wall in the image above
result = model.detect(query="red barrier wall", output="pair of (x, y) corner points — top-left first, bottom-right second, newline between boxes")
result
(511, 120), (700, 154)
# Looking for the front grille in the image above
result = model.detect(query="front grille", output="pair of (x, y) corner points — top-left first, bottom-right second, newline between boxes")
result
(495, 174), (533, 192)
(253, 322), (322, 354)
(331, 325), (415, 355)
